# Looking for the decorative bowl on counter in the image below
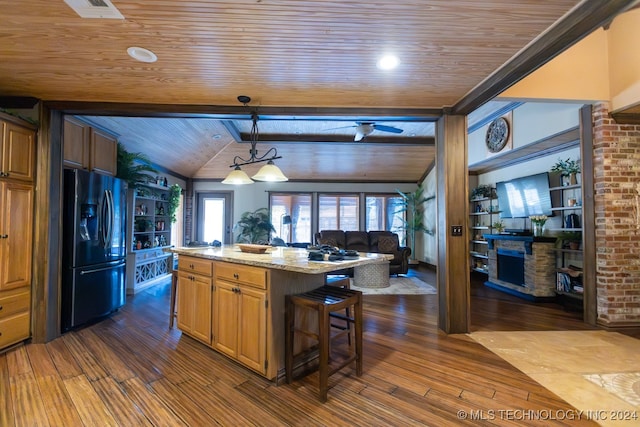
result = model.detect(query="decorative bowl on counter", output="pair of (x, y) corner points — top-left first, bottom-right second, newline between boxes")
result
(238, 244), (271, 254)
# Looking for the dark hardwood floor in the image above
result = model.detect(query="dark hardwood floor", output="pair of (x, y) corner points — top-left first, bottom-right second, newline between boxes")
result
(1, 267), (602, 426)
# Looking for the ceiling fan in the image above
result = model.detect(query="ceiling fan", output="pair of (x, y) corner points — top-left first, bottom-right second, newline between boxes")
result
(327, 122), (403, 141)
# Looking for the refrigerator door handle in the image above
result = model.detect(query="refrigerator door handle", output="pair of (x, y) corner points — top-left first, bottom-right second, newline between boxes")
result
(79, 261), (126, 275)
(102, 189), (114, 249)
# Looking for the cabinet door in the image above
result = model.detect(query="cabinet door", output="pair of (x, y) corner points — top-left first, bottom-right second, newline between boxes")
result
(90, 128), (117, 176)
(0, 182), (33, 291)
(176, 272), (194, 333)
(1, 121), (35, 182)
(213, 280), (238, 358)
(237, 286), (267, 374)
(63, 117), (90, 170)
(191, 274), (212, 344)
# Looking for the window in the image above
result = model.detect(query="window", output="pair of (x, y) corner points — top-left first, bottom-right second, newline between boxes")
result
(365, 195), (406, 243)
(318, 194), (359, 231)
(270, 193), (312, 243)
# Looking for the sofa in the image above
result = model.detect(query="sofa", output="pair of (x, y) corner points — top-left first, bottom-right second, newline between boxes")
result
(314, 230), (411, 275)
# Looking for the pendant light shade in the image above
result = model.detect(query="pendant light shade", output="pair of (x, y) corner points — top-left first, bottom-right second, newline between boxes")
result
(252, 161), (288, 182)
(222, 95), (288, 185)
(221, 166), (254, 185)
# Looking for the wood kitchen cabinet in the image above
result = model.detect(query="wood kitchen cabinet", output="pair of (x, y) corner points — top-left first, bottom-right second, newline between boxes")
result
(177, 256), (213, 344)
(63, 116), (117, 176)
(214, 262), (268, 375)
(0, 113), (35, 350)
(0, 181), (33, 292)
(1, 118), (35, 182)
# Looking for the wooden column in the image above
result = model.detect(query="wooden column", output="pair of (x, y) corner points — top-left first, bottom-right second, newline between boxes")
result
(579, 104), (596, 326)
(32, 107), (63, 342)
(436, 113), (470, 334)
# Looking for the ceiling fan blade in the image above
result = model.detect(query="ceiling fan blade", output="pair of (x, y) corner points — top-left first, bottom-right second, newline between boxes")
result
(323, 125), (357, 131)
(354, 130), (366, 141)
(372, 124), (403, 134)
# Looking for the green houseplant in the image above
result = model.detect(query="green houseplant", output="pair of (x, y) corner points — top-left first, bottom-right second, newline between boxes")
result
(551, 157), (581, 185)
(396, 184), (435, 260)
(234, 208), (276, 244)
(168, 184), (182, 223)
(470, 184), (493, 200)
(116, 142), (158, 189)
(556, 231), (582, 250)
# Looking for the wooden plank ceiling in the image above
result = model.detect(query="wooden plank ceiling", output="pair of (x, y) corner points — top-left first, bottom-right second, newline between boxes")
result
(0, 0), (622, 181)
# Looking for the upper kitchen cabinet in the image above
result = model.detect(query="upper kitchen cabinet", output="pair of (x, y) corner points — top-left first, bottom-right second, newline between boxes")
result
(63, 116), (117, 176)
(0, 114), (36, 182)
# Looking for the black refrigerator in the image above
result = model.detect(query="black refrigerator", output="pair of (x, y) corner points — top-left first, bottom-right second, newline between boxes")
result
(61, 169), (127, 332)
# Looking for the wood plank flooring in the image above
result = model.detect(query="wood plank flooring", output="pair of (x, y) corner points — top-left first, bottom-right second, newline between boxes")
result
(1, 268), (602, 426)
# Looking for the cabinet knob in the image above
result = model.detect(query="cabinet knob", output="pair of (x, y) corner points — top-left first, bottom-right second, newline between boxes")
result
(190, 264), (194, 269)
(0, 171), (5, 176)
(0, 305), (3, 311)
(233, 273), (239, 279)
(0, 235), (8, 239)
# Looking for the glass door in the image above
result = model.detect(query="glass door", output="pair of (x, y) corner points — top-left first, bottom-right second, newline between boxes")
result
(196, 192), (233, 244)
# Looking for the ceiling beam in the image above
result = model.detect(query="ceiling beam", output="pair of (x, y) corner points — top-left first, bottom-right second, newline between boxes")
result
(452, 0), (640, 115)
(44, 101), (442, 121)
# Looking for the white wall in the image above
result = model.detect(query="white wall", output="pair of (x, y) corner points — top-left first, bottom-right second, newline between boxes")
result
(468, 102), (582, 164)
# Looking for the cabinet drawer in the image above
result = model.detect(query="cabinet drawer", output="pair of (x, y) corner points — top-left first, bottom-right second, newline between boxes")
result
(0, 289), (30, 319)
(215, 263), (267, 289)
(179, 256), (213, 277)
(0, 311), (30, 349)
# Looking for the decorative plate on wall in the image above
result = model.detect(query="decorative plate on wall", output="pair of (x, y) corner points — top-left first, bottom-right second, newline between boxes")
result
(485, 113), (513, 156)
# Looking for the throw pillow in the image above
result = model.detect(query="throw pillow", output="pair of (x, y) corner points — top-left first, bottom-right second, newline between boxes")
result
(377, 236), (397, 253)
(320, 237), (338, 247)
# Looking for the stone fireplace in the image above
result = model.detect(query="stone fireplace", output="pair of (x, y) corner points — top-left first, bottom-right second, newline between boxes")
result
(484, 234), (557, 299)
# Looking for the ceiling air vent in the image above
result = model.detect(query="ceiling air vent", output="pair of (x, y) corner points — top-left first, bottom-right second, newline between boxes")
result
(64, 0), (124, 19)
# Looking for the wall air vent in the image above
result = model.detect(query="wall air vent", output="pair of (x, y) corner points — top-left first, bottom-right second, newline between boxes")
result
(64, 0), (124, 19)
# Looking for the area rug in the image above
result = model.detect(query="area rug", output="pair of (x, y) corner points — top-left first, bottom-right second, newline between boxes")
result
(348, 276), (437, 295)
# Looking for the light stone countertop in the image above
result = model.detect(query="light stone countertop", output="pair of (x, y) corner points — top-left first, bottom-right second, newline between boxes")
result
(169, 245), (392, 275)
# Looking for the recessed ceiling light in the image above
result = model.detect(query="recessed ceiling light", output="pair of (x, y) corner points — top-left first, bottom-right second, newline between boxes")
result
(127, 46), (157, 63)
(377, 55), (399, 70)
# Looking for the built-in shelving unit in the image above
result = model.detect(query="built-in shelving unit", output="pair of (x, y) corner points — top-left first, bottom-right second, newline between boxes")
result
(469, 193), (500, 274)
(126, 182), (172, 295)
(550, 181), (583, 306)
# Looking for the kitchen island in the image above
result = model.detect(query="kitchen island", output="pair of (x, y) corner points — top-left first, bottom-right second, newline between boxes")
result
(170, 245), (391, 381)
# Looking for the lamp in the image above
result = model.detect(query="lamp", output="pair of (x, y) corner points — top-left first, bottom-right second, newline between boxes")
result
(281, 214), (292, 242)
(222, 95), (288, 184)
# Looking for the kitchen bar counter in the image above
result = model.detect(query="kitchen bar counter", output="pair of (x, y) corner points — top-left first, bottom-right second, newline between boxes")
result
(170, 245), (392, 274)
(169, 246), (391, 382)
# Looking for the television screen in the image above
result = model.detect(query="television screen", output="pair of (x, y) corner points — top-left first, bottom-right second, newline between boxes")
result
(496, 172), (553, 218)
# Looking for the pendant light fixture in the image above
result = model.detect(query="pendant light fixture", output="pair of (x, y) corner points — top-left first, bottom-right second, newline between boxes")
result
(222, 96), (288, 184)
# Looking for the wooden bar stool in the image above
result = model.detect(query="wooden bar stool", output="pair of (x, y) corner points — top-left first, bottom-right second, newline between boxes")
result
(285, 285), (363, 402)
(169, 270), (178, 328)
(325, 277), (352, 345)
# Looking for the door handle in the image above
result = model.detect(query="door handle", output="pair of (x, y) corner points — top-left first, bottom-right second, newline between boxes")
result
(0, 235), (8, 239)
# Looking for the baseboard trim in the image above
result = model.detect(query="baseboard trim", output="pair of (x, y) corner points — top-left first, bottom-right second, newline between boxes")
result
(484, 281), (556, 303)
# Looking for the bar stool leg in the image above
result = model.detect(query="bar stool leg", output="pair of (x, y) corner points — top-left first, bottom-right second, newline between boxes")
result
(318, 303), (330, 402)
(285, 295), (294, 384)
(169, 271), (178, 328)
(354, 294), (363, 376)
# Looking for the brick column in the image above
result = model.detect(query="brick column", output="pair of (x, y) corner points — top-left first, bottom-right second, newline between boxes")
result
(592, 102), (640, 327)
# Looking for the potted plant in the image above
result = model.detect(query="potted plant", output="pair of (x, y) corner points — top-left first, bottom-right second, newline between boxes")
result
(168, 184), (182, 223)
(492, 220), (505, 233)
(234, 208), (276, 244)
(556, 231), (582, 250)
(135, 218), (154, 232)
(550, 157), (581, 186)
(116, 143), (158, 189)
(470, 184), (494, 200)
(395, 184), (435, 261)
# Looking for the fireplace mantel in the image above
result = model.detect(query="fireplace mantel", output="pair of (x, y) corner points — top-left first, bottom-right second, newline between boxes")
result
(483, 234), (556, 254)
